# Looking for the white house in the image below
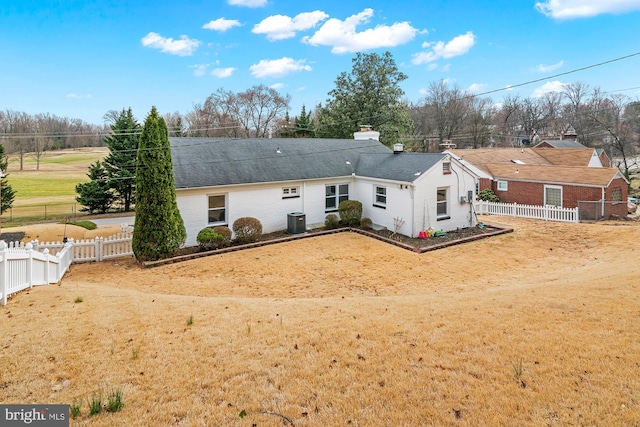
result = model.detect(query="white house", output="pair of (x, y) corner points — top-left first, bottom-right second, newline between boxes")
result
(170, 133), (478, 247)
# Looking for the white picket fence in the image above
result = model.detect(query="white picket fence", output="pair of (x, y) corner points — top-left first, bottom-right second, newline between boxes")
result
(475, 200), (579, 223)
(0, 232), (133, 305)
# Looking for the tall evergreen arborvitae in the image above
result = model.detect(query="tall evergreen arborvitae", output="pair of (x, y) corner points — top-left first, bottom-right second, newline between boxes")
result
(132, 107), (186, 261)
(103, 108), (141, 212)
(0, 143), (16, 214)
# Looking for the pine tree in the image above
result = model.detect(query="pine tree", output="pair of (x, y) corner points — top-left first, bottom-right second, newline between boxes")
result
(0, 143), (15, 214)
(132, 106), (186, 261)
(294, 104), (314, 138)
(75, 160), (115, 214)
(103, 108), (141, 212)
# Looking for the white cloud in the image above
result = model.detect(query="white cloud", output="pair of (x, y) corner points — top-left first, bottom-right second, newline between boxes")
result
(141, 32), (200, 56)
(426, 63), (438, 71)
(270, 83), (285, 89)
(467, 83), (487, 93)
(534, 60), (564, 73)
(532, 80), (568, 97)
(253, 11), (328, 41)
(302, 8), (418, 54)
(203, 18), (241, 32)
(412, 32), (476, 64)
(535, 0), (640, 19)
(191, 64), (209, 76)
(250, 57), (312, 78)
(227, 0), (267, 7)
(211, 67), (236, 78)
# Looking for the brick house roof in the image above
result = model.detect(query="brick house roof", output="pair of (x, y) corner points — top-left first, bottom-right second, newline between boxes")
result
(533, 148), (597, 167)
(485, 163), (626, 187)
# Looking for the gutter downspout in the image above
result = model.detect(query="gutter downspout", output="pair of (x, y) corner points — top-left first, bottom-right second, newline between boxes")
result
(601, 187), (606, 218)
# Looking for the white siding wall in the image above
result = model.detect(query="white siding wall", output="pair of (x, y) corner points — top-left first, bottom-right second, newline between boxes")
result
(177, 177), (356, 247)
(412, 160), (477, 236)
(353, 178), (414, 236)
(177, 161), (477, 246)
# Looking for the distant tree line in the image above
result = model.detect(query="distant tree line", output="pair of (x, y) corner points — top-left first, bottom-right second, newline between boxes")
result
(0, 110), (109, 171)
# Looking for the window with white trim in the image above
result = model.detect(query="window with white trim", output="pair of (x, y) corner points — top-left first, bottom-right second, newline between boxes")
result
(208, 195), (227, 224)
(374, 185), (386, 208)
(282, 187), (300, 199)
(544, 185), (562, 207)
(437, 187), (449, 220)
(442, 162), (451, 174)
(325, 184), (349, 211)
(497, 180), (508, 191)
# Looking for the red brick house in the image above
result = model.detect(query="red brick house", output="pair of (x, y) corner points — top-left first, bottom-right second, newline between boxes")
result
(448, 147), (629, 218)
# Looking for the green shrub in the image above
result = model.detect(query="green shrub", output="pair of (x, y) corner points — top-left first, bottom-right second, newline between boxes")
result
(325, 214), (340, 229)
(196, 228), (227, 250)
(360, 217), (373, 230)
(213, 226), (232, 247)
(338, 200), (362, 227)
(232, 217), (263, 244)
(477, 189), (500, 202)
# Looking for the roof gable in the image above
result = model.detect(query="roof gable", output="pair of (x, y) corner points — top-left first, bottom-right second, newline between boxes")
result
(356, 152), (445, 182)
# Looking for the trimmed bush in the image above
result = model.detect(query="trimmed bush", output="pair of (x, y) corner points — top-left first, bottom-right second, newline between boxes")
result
(213, 226), (232, 247)
(232, 217), (263, 244)
(338, 200), (362, 227)
(196, 228), (226, 250)
(360, 217), (373, 230)
(325, 213), (340, 229)
(477, 189), (500, 203)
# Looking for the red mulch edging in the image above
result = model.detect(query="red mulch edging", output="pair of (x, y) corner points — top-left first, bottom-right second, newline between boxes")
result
(141, 225), (513, 268)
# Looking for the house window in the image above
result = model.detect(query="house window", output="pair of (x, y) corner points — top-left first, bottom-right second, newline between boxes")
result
(208, 195), (226, 224)
(437, 188), (449, 220)
(544, 185), (562, 207)
(325, 184), (349, 211)
(282, 187), (300, 199)
(612, 188), (622, 202)
(443, 162), (451, 174)
(374, 185), (386, 208)
(497, 180), (508, 191)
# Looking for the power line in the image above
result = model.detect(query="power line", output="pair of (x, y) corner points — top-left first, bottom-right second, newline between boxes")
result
(472, 51), (640, 98)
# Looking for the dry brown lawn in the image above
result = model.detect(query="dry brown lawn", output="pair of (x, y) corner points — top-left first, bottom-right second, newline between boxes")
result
(1, 216), (639, 426)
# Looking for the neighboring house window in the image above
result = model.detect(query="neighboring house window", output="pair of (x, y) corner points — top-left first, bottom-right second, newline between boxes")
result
(208, 195), (226, 224)
(282, 187), (300, 199)
(326, 184), (349, 211)
(612, 188), (622, 202)
(544, 185), (562, 207)
(442, 162), (451, 174)
(374, 185), (386, 208)
(437, 188), (449, 220)
(497, 180), (508, 191)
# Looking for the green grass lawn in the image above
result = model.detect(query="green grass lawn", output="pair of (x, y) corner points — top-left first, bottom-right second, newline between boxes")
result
(2, 148), (108, 223)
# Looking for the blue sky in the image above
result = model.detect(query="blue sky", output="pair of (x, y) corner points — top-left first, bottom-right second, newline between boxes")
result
(3, 0), (640, 125)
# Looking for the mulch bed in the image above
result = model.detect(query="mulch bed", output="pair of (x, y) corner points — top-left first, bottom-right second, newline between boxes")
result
(0, 232), (26, 244)
(142, 223), (513, 268)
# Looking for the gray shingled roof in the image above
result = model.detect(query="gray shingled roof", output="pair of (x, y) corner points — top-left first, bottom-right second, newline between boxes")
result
(535, 139), (586, 148)
(170, 137), (393, 189)
(355, 152), (445, 182)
